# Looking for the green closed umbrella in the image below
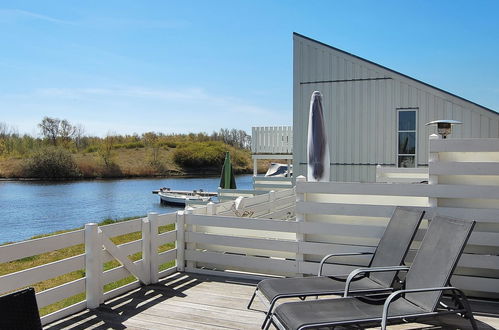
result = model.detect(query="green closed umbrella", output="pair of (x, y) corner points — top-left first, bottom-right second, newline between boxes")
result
(219, 152), (237, 189)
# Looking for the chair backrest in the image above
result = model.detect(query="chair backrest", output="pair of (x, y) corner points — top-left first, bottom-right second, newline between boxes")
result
(0, 287), (42, 330)
(369, 206), (425, 286)
(404, 216), (475, 311)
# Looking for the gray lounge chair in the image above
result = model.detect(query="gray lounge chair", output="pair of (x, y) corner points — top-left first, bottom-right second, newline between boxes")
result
(268, 215), (476, 330)
(248, 206), (425, 328)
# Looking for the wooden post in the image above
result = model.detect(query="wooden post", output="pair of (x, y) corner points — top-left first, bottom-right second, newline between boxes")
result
(85, 223), (102, 309)
(148, 212), (160, 284)
(428, 134), (440, 208)
(141, 217), (151, 285)
(176, 210), (185, 272)
(184, 207), (196, 270)
(253, 156), (258, 176)
(295, 176), (306, 276)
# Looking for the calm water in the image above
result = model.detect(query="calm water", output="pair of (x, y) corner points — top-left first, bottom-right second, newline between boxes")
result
(0, 175), (252, 244)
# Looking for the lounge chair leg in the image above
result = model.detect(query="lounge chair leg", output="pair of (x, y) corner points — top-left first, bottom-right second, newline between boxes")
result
(262, 300), (277, 329)
(457, 290), (478, 330)
(247, 290), (257, 309)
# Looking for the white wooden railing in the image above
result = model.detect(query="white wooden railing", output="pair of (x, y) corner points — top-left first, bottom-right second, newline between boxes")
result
(376, 165), (429, 183)
(252, 126), (293, 154)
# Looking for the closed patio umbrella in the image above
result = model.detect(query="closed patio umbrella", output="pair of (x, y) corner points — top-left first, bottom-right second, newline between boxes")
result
(219, 152), (237, 189)
(307, 91), (330, 182)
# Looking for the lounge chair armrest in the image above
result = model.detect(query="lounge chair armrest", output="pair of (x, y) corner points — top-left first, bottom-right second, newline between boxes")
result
(381, 286), (467, 330)
(318, 252), (374, 276)
(343, 266), (409, 297)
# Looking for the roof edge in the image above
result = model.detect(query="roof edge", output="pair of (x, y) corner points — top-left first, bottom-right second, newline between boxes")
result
(293, 32), (498, 116)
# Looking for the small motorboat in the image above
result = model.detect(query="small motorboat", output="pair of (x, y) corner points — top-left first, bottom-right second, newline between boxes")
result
(158, 188), (212, 206)
(265, 163), (293, 177)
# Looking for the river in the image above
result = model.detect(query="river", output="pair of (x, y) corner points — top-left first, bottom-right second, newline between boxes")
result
(0, 175), (253, 244)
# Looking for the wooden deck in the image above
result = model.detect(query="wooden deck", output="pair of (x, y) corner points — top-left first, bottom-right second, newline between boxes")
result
(44, 272), (499, 330)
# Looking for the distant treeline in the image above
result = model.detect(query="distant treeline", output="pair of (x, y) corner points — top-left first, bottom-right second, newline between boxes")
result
(0, 117), (252, 179)
(0, 117), (251, 156)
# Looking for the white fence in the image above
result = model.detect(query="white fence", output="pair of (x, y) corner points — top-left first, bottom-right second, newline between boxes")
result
(375, 165), (429, 183)
(181, 138), (499, 300)
(0, 189), (296, 325)
(252, 126), (293, 154)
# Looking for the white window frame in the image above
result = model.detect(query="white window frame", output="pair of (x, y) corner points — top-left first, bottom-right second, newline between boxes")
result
(397, 108), (418, 168)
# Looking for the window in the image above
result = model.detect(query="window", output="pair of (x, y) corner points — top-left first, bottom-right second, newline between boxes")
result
(397, 109), (417, 167)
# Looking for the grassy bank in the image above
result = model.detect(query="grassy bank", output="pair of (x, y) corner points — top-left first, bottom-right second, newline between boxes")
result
(0, 142), (253, 179)
(0, 216), (176, 316)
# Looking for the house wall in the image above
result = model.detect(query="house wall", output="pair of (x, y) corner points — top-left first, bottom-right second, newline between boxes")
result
(293, 33), (499, 182)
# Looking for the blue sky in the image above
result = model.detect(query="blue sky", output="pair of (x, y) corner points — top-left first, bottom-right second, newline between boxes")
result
(1, 1), (498, 136)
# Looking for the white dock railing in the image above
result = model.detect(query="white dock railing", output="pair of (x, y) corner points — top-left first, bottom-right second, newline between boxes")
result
(253, 176), (293, 191)
(251, 126), (293, 154)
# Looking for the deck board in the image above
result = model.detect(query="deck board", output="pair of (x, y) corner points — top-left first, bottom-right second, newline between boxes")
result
(45, 272), (499, 330)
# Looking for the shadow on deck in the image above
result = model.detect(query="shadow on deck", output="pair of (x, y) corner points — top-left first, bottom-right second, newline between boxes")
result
(44, 272), (499, 330)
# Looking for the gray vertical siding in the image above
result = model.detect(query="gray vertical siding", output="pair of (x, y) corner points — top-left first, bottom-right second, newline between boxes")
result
(293, 33), (499, 182)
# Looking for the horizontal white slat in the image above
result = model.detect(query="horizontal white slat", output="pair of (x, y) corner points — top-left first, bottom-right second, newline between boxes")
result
(259, 205), (295, 220)
(157, 213), (177, 226)
(0, 254), (85, 293)
(158, 266), (177, 279)
(102, 239), (142, 263)
(36, 278), (85, 308)
(253, 176), (293, 182)
(297, 182), (499, 199)
(297, 203), (499, 224)
(157, 230), (177, 245)
(430, 161), (499, 176)
(377, 167), (429, 174)
(185, 250), (297, 273)
(186, 215), (298, 232)
(243, 193), (271, 206)
(102, 259), (142, 285)
(300, 221), (386, 238)
(40, 300), (87, 326)
(430, 139), (499, 152)
(0, 229), (84, 263)
(99, 218), (143, 238)
(297, 202), (395, 217)
(299, 261), (360, 276)
(186, 232), (297, 252)
(275, 188), (295, 198)
(103, 280), (141, 301)
(253, 183), (293, 189)
(452, 275), (499, 293)
(158, 249), (177, 265)
(299, 241), (376, 256)
(468, 231), (499, 247)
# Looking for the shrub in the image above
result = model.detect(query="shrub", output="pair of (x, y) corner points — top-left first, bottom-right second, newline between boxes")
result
(23, 147), (81, 178)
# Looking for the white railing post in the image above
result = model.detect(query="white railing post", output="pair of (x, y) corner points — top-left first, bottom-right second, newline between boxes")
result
(428, 134), (440, 208)
(207, 201), (216, 215)
(85, 223), (102, 308)
(184, 207), (196, 270)
(148, 212), (160, 284)
(295, 176), (306, 277)
(176, 210), (185, 272)
(141, 217), (151, 285)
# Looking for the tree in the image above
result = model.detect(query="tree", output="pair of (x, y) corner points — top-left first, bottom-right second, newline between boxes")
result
(39, 117), (60, 146)
(59, 119), (76, 147)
